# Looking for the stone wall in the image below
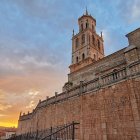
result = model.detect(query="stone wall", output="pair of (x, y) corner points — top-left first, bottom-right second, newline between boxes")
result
(17, 77), (140, 140)
(17, 28), (140, 140)
(68, 48), (126, 86)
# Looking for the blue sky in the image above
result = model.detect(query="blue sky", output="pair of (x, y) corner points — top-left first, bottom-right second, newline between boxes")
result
(0, 0), (140, 126)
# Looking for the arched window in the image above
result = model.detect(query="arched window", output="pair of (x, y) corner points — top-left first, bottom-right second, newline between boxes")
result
(82, 34), (85, 44)
(75, 38), (79, 48)
(82, 53), (85, 60)
(86, 19), (89, 29)
(76, 57), (79, 63)
(86, 22), (88, 28)
(92, 35), (95, 44)
(81, 24), (83, 31)
(86, 22), (89, 29)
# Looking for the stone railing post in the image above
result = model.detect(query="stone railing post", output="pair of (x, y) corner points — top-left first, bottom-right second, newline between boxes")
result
(55, 92), (58, 103)
(98, 76), (102, 88)
(79, 81), (84, 95)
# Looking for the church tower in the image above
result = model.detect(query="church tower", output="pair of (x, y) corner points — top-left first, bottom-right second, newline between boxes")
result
(69, 10), (105, 73)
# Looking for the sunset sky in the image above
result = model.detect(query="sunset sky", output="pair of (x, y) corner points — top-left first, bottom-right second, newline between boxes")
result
(0, 0), (140, 127)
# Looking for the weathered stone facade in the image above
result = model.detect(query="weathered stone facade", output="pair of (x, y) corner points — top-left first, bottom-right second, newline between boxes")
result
(17, 11), (140, 140)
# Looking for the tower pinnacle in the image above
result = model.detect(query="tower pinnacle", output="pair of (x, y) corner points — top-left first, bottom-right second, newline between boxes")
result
(86, 7), (88, 15)
(72, 29), (75, 36)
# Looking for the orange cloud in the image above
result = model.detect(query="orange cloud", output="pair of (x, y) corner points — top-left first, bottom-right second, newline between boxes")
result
(0, 122), (17, 128)
(0, 68), (67, 127)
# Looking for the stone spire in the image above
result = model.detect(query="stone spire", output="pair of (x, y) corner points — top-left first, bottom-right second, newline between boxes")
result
(86, 7), (88, 15)
(101, 31), (103, 38)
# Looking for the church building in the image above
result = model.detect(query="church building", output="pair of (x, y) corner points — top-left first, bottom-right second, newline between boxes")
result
(17, 10), (140, 140)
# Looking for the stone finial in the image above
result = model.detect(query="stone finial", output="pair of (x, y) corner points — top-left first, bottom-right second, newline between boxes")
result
(28, 111), (30, 114)
(86, 7), (88, 15)
(72, 29), (75, 36)
(101, 32), (103, 38)
(46, 96), (49, 100)
(39, 99), (41, 103)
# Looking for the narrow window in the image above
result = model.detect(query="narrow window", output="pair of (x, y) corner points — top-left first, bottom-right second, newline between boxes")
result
(86, 22), (89, 28)
(86, 23), (88, 28)
(82, 34), (85, 44)
(86, 19), (89, 29)
(76, 57), (79, 63)
(82, 53), (85, 60)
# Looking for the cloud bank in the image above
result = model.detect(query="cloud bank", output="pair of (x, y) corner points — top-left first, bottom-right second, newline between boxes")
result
(0, 0), (139, 127)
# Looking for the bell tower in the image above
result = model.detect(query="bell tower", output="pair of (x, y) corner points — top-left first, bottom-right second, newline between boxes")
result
(69, 10), (105, 73)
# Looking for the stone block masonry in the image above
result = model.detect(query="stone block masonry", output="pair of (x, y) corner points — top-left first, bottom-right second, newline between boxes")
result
(17, 11), (140, 140)
(17, 78), (140, 140)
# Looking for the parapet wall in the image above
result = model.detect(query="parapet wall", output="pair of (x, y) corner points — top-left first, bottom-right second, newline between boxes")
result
(126, 28), (140, 47)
